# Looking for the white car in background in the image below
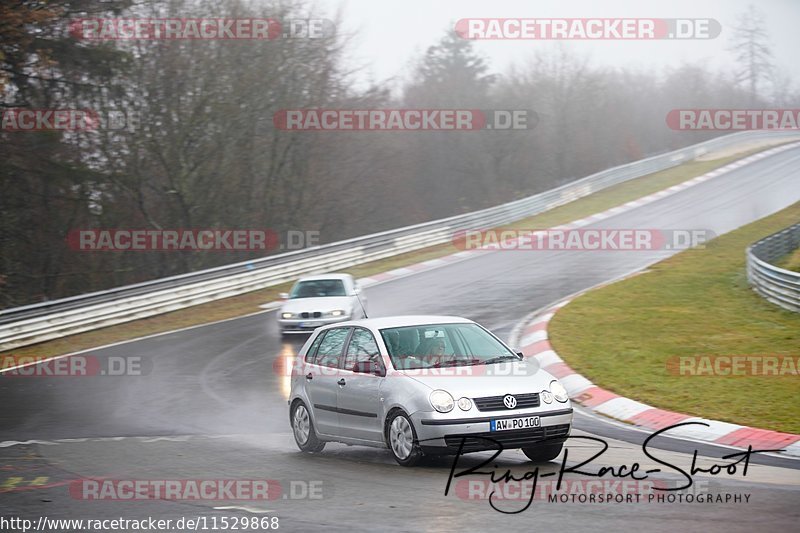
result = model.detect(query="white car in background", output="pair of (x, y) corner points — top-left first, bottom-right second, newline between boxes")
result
(278, 273), (367, 335)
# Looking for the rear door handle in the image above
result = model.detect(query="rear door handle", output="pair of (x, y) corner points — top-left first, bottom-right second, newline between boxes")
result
(306, 373), (313, 380)
(337, 378), (346, 386)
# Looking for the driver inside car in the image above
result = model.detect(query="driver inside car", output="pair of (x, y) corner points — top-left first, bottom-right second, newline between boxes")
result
(419, 337), (454, 367)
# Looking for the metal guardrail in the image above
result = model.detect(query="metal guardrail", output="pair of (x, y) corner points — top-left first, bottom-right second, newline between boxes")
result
(747, 223), (800, 312)
(2, 130), (799, 350)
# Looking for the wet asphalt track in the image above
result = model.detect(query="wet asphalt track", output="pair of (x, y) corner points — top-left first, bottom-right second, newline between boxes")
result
(1, 147), (799, 532)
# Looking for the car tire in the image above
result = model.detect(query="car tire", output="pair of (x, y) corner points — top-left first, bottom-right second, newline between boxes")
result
(291, 401), (325, 453)
(386, 411), (423, 467)
(522, 443), (563, 463)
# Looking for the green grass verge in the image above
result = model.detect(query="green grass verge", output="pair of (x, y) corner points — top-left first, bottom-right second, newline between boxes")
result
(548, 202), (800, 434)
(777, 247), (800, 273)
(0, 144), (786, 362)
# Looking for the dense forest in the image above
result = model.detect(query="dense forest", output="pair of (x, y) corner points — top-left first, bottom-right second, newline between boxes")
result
(1, 1), (792, 307)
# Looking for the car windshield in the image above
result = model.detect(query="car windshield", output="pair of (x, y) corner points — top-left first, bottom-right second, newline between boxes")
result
(289, 279), (347, 298)
(379, 323), (518, 370)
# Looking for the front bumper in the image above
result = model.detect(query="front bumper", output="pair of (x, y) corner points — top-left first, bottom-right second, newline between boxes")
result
(278, 316), (349, 333)
(412, 407), (573, 453)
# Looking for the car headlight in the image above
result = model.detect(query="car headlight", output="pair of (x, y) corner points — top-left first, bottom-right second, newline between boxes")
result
(280, 312), (293, 319)
(429, 390), (455, 413)
(457, 397), (472, 411)
(329, 309), (346, 317)
(540, 390), (553, 404)
(550, 380), (569, 403)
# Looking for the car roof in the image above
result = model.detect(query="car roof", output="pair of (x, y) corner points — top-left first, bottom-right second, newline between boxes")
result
(322, 315), (475, 331)
(295, 273), (353, 282)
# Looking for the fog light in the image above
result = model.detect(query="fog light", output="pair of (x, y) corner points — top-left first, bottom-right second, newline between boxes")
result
(457, 397), (472, 411)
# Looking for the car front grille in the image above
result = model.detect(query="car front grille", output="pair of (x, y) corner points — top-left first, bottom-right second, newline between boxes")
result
(473, 393), (540, 412)
(300, 312), (323, 319)
(443, 424), (570, 452)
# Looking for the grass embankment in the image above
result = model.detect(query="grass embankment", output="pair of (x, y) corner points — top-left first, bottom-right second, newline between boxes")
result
(0, 146), (781, 361)
(549, 203), (800, 433)
(778, 248), (800, 273)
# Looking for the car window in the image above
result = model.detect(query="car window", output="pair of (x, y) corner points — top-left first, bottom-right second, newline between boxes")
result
(304, 331), (327, 363)
(456, 325), (510, 358)
(289, 279), (347, 298)
(344, 328), (380, 371)
(380, 323), (516, 370)
(314, 327), (350, 368)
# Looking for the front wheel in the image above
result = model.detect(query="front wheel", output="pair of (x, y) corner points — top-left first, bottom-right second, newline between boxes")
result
(387, 411), (423, 466)
(292, 401), (325, 453)
(522, 443), (563, 463)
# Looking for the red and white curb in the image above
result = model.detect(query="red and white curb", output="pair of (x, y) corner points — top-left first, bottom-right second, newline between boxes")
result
(512, 300), (800, 458)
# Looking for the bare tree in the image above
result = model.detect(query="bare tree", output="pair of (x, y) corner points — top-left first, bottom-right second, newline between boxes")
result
(729, 4), (773, 105)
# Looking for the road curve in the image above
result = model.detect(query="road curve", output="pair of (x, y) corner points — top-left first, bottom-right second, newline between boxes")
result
(1, 147), (799, 532)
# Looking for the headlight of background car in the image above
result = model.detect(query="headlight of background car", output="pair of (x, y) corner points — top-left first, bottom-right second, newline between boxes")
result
(328, 310), (346, 317)
(550, 380), (569, 403)
(429, 390), (455, 413)
(280, 312), (293, 319)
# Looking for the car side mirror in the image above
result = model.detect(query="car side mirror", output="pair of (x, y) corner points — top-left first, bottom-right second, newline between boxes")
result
(279, 292), (289, 300)
(516, 351), (524, 359)
(352, 359), (385, 377)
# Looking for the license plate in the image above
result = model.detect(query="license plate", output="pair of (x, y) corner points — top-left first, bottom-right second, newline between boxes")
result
(298, 322), (310, 328)
(490, 416), (540, 431)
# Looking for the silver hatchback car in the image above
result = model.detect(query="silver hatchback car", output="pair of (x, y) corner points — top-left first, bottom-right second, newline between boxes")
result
(288, 316), (572, 466)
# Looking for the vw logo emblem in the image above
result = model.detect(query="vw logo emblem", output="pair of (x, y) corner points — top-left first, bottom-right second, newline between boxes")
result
(503, 395), (517, 409)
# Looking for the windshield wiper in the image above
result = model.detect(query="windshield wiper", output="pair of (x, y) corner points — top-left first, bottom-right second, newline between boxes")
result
(431, 358), (479, 368)
(480, 355), (520, 365)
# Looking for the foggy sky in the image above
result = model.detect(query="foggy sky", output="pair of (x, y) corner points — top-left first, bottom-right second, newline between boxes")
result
(313, 0), (800, 91)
